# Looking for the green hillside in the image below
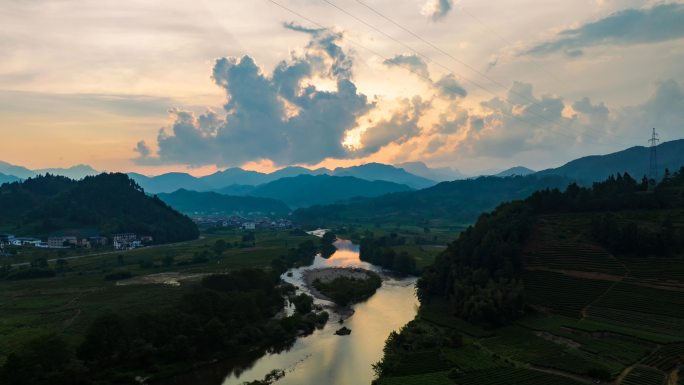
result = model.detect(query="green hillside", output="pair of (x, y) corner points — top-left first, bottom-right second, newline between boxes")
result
(294, 174), (573, 226)
(0, 173), (199, 243)
(157, 189), (290, 215)
(374, 168), (684, 385)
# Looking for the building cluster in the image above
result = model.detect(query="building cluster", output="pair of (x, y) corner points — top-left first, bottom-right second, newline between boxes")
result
(0, 232), (152, 251)
(112, 233), (153, 250)
(191, 215), (294, 230)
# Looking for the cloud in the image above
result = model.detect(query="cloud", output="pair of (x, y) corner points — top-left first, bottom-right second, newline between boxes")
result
(134, 140), (151, 158)
(525, 3), (684, 56)
(134, 25), (372, 167)
(383, 54), (430, 78)
(435, 75), (467, 99)
(357, 97), (429, 154)
(382, 55), (468, 99)
(421, 0), (454, 21)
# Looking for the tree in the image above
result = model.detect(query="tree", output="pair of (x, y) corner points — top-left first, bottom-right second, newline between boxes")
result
(162, 255), (175, 267)
(291, 293), (314, 314)
(213, 239), (227, 257)
(55, 259), (68, 272)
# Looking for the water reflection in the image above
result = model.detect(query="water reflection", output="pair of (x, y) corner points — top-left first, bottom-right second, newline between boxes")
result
(220, 239), (418, 385)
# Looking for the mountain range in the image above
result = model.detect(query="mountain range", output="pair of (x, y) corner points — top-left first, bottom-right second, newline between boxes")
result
(157, 189), (291, 215)
(0, 162), (99, 180)
(157, 174), (413, 213)
(2, 138), (683, 210)
(536, 139), (684, 183)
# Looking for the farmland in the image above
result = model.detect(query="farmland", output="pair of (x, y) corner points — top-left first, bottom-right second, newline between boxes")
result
(0, 229), (319, 365)
(373, 207), (684, 385)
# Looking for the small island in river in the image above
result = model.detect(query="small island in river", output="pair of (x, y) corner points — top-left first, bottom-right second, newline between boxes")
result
(304, 267), (382, 306)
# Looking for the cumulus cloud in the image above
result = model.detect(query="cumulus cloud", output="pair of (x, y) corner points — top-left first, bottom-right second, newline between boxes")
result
(382, 54), (468, 99)
(357, 97), (430, 154)
(421, 0), (454, 21)
(435, 75), (467, 99)
(525, 3), (684, 56)
(134, 140), (151, 158)
(134, 24), (374, 167)
(383, 54), (430, 78)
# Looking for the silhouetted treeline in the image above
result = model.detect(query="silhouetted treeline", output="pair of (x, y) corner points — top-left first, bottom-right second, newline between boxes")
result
(359, 234), (418, 276)
(0, 173), (199, 242)
(270, 240), (318, 275)
(0, 269), (324, 385)
(418, 167), (684, 326)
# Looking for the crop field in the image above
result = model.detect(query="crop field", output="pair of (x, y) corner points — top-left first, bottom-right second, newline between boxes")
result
(448, 368), (584, 385)
(552, 329), (652, 364)
(621, 366), (667, 385)
(522, 270), (613, 317)
(0, 229), (318, 365)
(391, 351), (455, 376)
(480, 326), (622, 376)
(419, 303), (493, 338)
(375, 370), (453, 385)
(642, 343), (684, 371)
(621, 257), (684, 284)
(524, 240), (625, 276)
(441, 344), (503, 371)
(586, 306), (684, 338)
(593, 282), (684, 319)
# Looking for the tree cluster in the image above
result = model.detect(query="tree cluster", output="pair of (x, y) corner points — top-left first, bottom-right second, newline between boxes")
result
(416, 167), (684, 326)
(359, 234), (418, 276)
(0, 268), (326, 385)
(0, 173), (199, 243)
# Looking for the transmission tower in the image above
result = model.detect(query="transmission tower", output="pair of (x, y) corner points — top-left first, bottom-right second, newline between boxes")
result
(648, 127), (660, 188)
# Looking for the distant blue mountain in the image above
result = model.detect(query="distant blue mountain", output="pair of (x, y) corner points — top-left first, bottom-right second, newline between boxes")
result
(34, 164), (99, 180)
(495, 166), (535, 177)
(332, 163), (436, 189)
(536, 139), (684, 183)
(248, 174), (413, 208)
(157, 189), (290, 215)
(128, 163), (435, 193)
(397, 161), (465, 182)
(0, 172), (20, 185)
(128, 172), (210, 193)
(0, 161), (34, 179)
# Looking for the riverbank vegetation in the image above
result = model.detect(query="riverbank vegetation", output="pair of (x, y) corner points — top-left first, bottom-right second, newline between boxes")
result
(0, 229), (326, 383)
(374, 169), (684, 385)
(312, 270), (382, 305)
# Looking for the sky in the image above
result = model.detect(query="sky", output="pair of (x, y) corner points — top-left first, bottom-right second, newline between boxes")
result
(1, 0), (683, 176)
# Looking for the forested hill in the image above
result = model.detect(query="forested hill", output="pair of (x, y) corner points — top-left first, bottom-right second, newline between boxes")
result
(157, 189), (290, 215)
(293, 174), (574, 226)
(536, 138), (684, 183)
(418, 167), (684, 327)
(0, 173), (199, 242)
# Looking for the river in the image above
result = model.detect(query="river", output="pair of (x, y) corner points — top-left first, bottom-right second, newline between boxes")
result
(165, 238), (417, 385)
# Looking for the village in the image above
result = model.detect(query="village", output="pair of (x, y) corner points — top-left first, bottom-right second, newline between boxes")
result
(190, 214), (295, 231)
(0, 232), (153, 252)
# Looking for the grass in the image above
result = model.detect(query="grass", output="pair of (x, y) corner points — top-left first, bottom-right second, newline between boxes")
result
(375, 370), (453, 385)
(0, 229), (318, 365)
(448, 368), (585, 385)
(621, 366), (667, 385)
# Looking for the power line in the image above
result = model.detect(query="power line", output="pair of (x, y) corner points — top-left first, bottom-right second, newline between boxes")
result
(265, 0), (628, 149)
(323, 0), (636, 148)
